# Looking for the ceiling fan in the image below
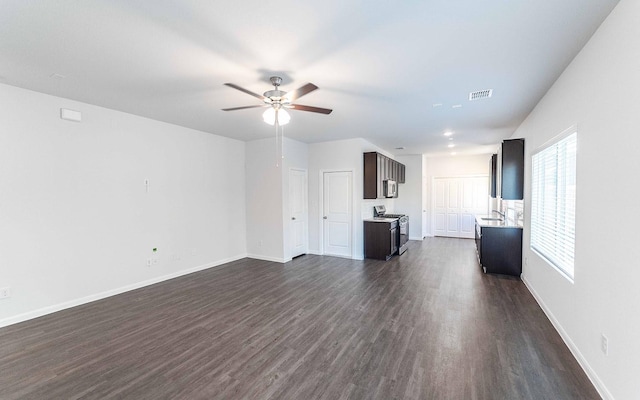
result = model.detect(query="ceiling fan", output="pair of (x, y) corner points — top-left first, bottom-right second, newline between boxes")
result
(222, 76), (332, 125)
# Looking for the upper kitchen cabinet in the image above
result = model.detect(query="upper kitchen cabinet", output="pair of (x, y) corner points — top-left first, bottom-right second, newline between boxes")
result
(363, 152), (406, 199)
(490, 154), (497, 198)
(500, 139), (524, 200)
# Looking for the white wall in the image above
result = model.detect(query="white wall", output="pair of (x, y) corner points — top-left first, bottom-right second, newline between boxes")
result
(513, 1), (639, 398)
(0, 83), (247, 327)
(245, 137), (285, 262)
(395, 155), (424, 240)
(245, 136), (309, 263)
(308, 138), (395, 259)
(423, 154), (492, 236)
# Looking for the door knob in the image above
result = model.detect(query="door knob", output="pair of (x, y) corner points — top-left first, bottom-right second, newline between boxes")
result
(323, 216), (328, 219)
(291, 217), (296, 220)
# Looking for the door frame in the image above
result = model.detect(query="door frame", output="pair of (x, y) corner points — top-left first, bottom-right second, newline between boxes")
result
(288, 168), (308, 260)
(431, 174), (489, 238)
(319, 169), (355, 259)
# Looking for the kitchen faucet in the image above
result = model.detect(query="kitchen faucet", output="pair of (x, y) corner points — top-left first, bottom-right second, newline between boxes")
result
(491, 210), (505, 217)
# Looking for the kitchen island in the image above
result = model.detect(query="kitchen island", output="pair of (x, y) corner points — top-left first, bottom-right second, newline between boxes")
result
(475, 215), (523, 277)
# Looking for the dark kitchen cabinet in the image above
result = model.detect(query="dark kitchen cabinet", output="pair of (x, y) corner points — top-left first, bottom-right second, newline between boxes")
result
(363, 152), (406, 199)
(490, 154), (497, 198)
(364, 220), (398, 260)
(385, 157), (392, 180)
(364, 152), (382, 199)
(500, 139), (524, 200)
(475, 221), (522, 277)
(388, 158), (398, 182)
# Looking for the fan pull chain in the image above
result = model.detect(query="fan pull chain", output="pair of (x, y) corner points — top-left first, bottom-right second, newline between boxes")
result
(281, 123), (285, 161)
(275, 115), (280, 167)
(273, 109), (286, 167)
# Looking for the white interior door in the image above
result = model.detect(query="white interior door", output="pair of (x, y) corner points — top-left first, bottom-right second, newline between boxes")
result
(446, 179), (461, 236)
(434, 176), (489, 238)
(323, 171), (352, 258)
(433, 179), (447, 237)
(289, 169), (308, 258)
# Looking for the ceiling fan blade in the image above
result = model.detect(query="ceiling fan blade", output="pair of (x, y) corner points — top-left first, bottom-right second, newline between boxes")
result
(284, 83), (318, 102)
(221, 105), (267, 111)
(224, 83), (265, 100)
(289, 104), (333, 114)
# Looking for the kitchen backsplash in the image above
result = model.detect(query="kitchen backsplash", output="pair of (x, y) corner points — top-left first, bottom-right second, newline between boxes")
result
(362, 198), (395, 219)
(501, 199), (524, 225)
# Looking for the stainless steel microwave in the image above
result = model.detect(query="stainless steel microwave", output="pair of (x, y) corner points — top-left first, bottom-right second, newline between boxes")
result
(383, 179), (397, 198)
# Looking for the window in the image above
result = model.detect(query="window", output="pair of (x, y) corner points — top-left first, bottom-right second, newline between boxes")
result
(531, 129), (577, 281)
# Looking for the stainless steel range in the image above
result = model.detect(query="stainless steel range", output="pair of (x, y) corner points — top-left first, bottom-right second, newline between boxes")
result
(373, 205), (409, 255)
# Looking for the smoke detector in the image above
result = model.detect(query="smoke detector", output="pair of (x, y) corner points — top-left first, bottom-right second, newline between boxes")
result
(469, 89), (493, 101)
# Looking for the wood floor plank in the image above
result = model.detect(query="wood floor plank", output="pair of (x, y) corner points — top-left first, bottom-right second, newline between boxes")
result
(0, 237), (601, 399)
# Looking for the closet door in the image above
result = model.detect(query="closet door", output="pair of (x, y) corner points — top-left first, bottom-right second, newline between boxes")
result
(434, 176), (489, 238)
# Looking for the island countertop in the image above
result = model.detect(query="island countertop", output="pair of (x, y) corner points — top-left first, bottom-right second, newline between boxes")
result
(475, 215), (523, 229)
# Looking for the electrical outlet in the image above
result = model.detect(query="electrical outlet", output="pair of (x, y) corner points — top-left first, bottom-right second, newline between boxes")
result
(0, 287), (12, 299)
(146, 258), (152, 267)
(524, 257), (528, 267)
(258, 240), (263, 248)
(152, 258), (159, 265)
(601, 334), (608, 355)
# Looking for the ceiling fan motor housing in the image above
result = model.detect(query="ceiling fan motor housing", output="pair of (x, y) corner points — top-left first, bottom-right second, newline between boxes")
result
(263, 89), (287, 103)
(264, 77), (287, 103)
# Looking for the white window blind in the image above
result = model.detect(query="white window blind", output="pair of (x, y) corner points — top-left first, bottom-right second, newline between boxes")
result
(531, 131), (577, 280)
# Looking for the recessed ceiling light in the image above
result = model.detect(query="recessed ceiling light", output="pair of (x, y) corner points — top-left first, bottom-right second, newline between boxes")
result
(452, 104), (462, 109)
(432, 103), (443, 108)
(451, 152), (457, 156)
(448, 137), (453, 140)
(443, 131), (453, 137)
(448, 143), (455, 148)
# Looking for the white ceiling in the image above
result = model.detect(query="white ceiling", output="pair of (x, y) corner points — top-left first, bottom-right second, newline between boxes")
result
(0, 0), (619, 156)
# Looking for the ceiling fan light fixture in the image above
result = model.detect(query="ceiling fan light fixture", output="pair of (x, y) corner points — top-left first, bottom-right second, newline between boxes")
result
(263, 107), (275, 125)
(278, 108), (291, 125)
(263, 107), (290, 126)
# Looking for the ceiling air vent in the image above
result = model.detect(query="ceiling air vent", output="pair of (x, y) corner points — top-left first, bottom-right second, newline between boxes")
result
(469, 89), (493, 101)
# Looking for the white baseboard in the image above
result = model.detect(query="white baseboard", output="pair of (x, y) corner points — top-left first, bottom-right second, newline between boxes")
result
(522, 276), (613, 400)
(303, 249), (364, 261)
(409, 236), (424, 241)
(246, 254), (286, 263)
(304, 249), (359, 259)
(0, 254), (247, 329)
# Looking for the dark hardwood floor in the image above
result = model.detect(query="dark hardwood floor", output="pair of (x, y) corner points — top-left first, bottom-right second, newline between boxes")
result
(0, 237), (599, 399)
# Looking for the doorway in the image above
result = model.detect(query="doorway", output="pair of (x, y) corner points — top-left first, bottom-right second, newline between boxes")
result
(322, 171), (353, 258)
